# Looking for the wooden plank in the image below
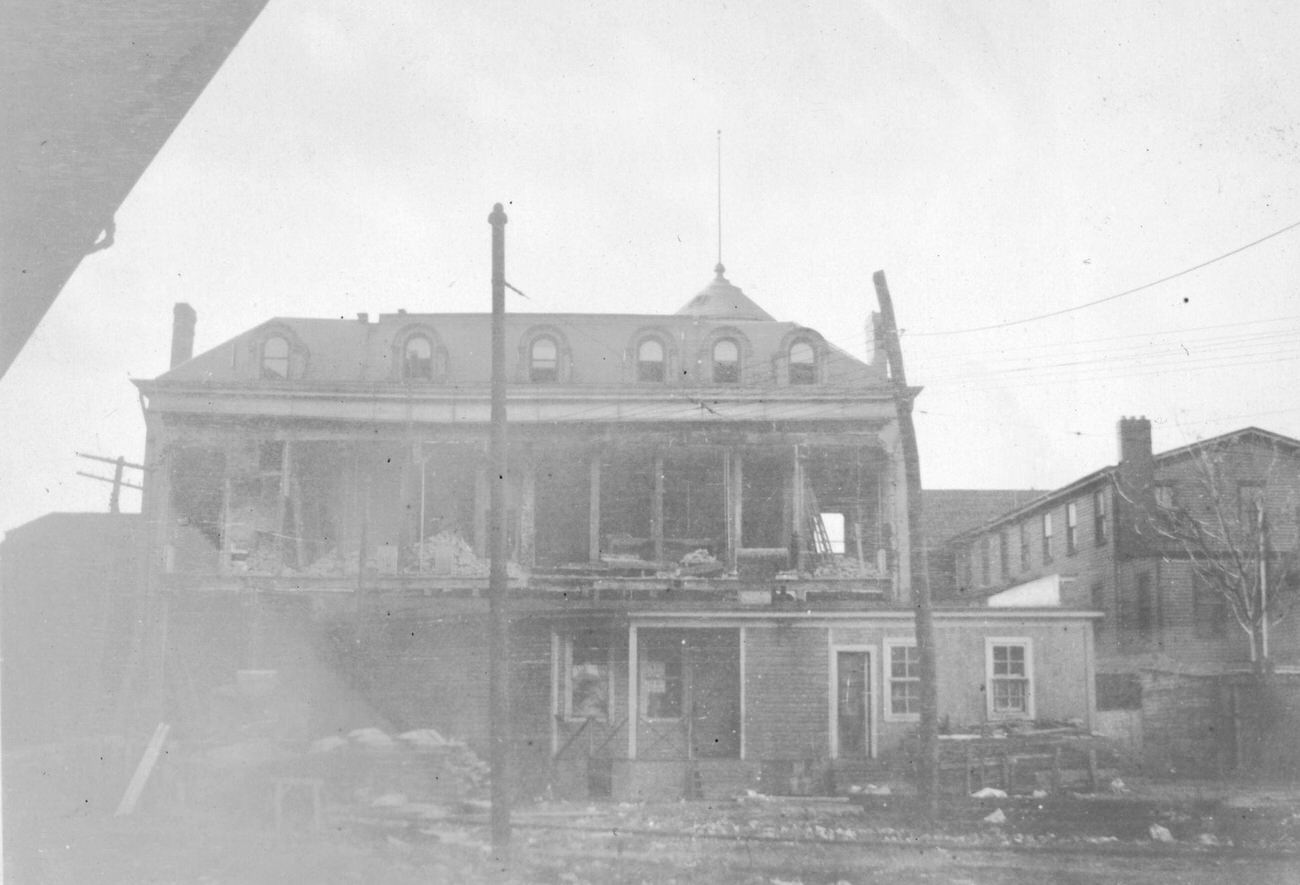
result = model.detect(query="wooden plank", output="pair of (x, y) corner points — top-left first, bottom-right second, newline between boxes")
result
(114, 722), (171, 816)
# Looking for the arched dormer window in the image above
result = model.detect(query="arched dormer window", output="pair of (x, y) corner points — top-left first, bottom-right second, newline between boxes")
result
(637, 338), (666, 382)
(712, 338), (740, 384)
(262, 335), (290, 380)
(789, 340), (816, 384)
(403, 334), (433, 380)
(530, 336), (558, 382)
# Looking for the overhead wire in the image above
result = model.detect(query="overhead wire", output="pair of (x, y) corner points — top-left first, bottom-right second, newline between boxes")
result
(901, 218), (1300, 337)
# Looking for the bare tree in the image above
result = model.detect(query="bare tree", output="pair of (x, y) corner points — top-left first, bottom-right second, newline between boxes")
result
(1140, 444), (1300, 674)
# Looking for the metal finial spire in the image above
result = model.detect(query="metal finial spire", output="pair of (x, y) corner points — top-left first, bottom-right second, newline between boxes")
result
(716, 129), (723, 272)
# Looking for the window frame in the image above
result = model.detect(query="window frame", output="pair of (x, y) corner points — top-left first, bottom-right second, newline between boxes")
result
(1066, 502), (1078, 555)
(1094, 489), (1108, 545)
(1154, 482), (1177, 510)
(261, 335), (291, 380)
(401, 333), (435, 381)
(1238, 481), (1266, 526)
(1135, 571), (1156, 638)
(562, 631), (615, 722)
(980, 536), (991, 586)
(529, 335), (559, 383)
(1041, 512), (1053, 563)
(985, 637), (1034, 721)
(711, 338), (740, 384)
(1192, 570), (1228, 639)
(636, 338), (666, 383)
(999, 529), (1010, 578)
(1019, 521), (1030, 571)
(788, 340), (817, 385)
(883, 638), (921, 722)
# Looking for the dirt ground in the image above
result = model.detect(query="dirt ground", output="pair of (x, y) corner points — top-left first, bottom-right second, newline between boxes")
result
(8, 787), (1300, 885)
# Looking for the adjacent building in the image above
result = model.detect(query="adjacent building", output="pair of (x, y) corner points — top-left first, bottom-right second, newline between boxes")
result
(944, 419), (1300, 773)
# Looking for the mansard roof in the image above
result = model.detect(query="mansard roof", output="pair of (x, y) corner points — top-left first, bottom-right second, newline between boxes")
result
(155, 306), (885, 390)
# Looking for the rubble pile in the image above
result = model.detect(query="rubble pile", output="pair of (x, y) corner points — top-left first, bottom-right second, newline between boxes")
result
(812, 555), (879, 578)
(300, 726), (490, 806)
(407, 531), (486, 576)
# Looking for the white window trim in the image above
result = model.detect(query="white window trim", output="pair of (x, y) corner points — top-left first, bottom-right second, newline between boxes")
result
(882, 638), (920, 723)
(828, 644), (877, 760)
(561, 633), (615, 723)
(985, 637), (1035, 721)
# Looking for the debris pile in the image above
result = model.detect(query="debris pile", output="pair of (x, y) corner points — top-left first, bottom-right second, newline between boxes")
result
(407, 531), (486, 576)
(298, 726), (489, 807)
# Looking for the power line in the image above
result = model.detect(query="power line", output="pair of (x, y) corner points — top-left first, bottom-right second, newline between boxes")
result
(894, 313), (1300, 373)
(905, 219), (1300, 337)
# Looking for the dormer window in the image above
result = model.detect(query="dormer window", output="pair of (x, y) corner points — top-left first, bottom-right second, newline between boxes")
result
(712, 339), (739, 383)
(262, 336), (290, 380)
(789, 341), (816, 384)
(530, 336), (558, 382)
(637, 339), (666, 382)
(403, 335), (433, 380)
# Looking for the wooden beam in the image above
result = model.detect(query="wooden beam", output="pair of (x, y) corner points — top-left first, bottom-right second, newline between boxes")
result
(652, 453), (664, 563)
(589, 454), (601, 563)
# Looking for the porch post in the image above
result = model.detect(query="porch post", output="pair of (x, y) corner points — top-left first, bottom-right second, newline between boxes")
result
(739, 626), (747, 761)
(652, 453), (664, 562)
(550, 630), (560, 757)
(519, 457), (535, 568)
(473, 460), (488, 558)
(729, 451), (743, 572)
(589, 453), (601, 563)
(628, 624), (638, 759)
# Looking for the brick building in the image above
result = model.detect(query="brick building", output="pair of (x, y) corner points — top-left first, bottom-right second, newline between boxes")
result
(129, 265), (1098, 799)
(945, 419), (1300, 774)
(946, 419), (1300, 674)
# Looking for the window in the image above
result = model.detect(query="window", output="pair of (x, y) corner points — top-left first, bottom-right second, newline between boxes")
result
(885, 640), (920, 720)
(1238, 482), (1265, 525)
(1041, 512), (1053, 563)
(712, 339), (739, 383)
(1094, 489), (1108, 544)
(1193, 572), (1227, 639)
(999, 530), (1010, 578)
(986, 639), (1033, 719)
(789, 341), (816, 384)
(636, 339), (666, 382)
(565, 631), (612, 720)
(530, 336), (558, 382)
(1154, 483), (1176, 510)
(1066, 502), (1078, 555)
(402, 335), (433, 380)
(640, 633), (683, 719)
(1019, 522), (1030, 571)
(1135, 572), (1155, 638)
(261, 335), (290, 380)
(980, 537), (991, 586)
(820, 512), (846, 554)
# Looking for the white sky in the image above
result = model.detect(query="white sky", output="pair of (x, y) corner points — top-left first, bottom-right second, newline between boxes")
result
(3, 0), (1299, 533)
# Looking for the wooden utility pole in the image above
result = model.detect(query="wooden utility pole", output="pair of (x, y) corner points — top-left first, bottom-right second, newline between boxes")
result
(873, 270), (939, 812)
(488, 202), (513, 853)
(75, 451), (145, 512)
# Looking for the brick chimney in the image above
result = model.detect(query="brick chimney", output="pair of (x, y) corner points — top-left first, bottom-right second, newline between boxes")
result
(170, 303), (196, 369)
(1115, 416), (1156, 555)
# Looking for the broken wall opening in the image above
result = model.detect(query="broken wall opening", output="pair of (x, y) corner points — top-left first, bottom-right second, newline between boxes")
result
(662, 450), (727, 562)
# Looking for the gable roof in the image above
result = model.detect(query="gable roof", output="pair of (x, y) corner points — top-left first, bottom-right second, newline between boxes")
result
(921, 489), (1041, 547)
(950, 425), (1300, 542)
